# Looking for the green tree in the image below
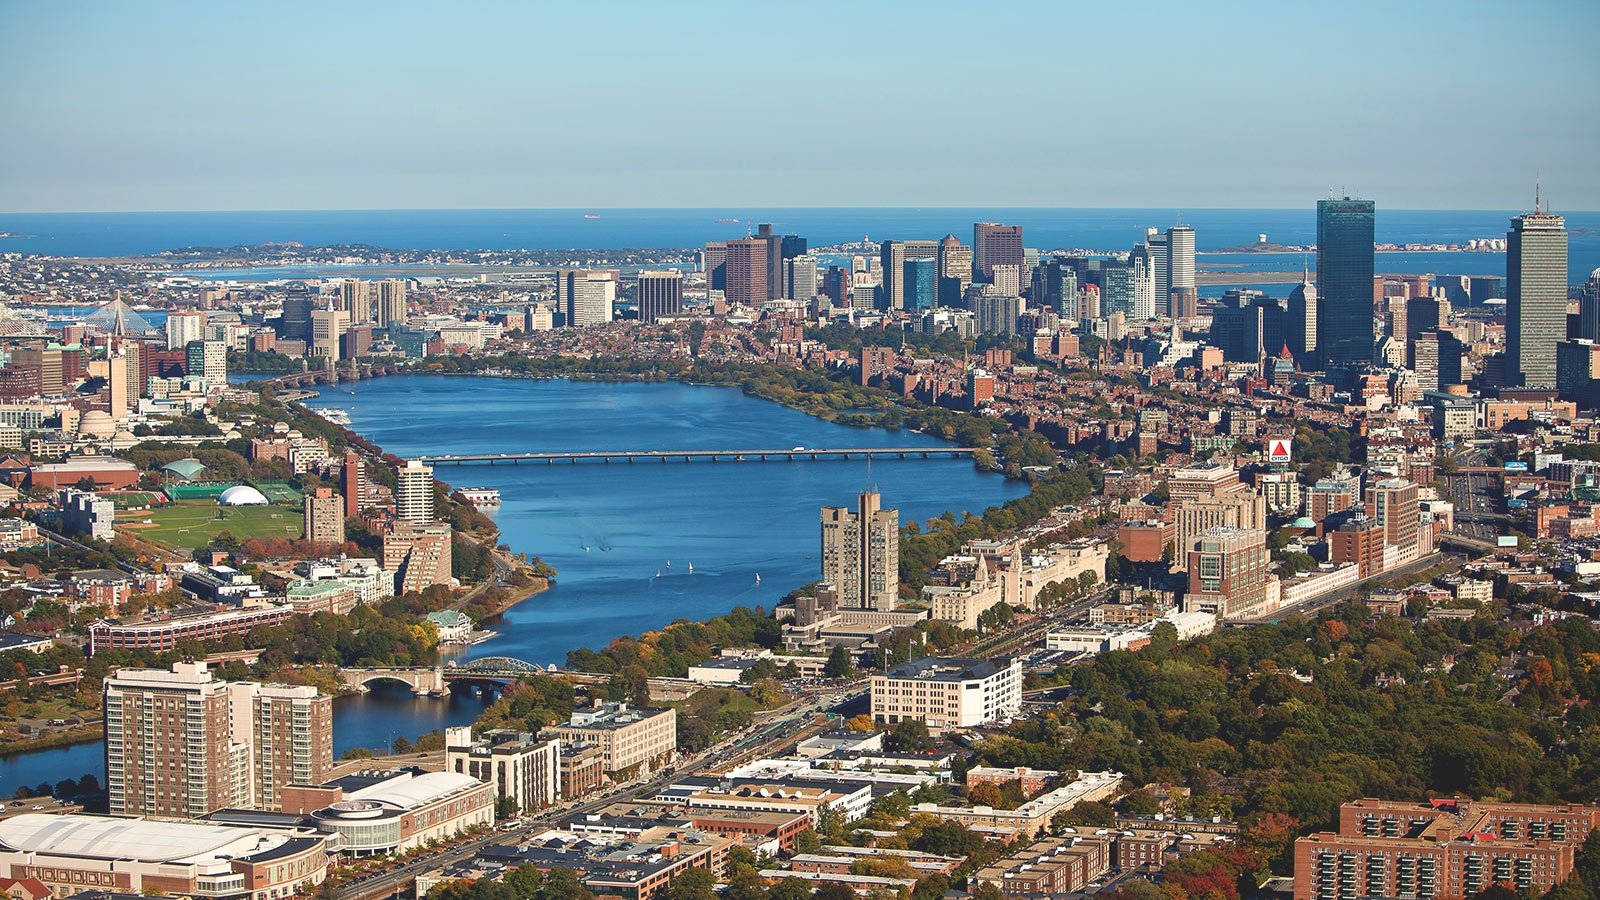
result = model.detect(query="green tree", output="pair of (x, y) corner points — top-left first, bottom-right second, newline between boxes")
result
(824, 644), (854, 678)
(767, 879), (812, 900)
(535, 868), (592, 900)
(887, 717), (932, 752)
(662, 867), (716, 900)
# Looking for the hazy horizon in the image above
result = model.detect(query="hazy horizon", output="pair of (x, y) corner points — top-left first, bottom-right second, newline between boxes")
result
(7, 203), (1600, 216)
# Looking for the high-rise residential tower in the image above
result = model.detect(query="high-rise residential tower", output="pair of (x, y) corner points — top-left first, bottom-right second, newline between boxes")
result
(973, 222), (1023, 284)
(820, 491), (899, 612)
(1507, 209), (1569, 388)
(637, 270), (683, 323)
(395, 459), (435, 523)
(104, 662), (331, 817)
(304, 486), (345, 545)
(375, 278), (408, 326)
(165, 311), (205, 351)
(340, 279), (371, 324)
(1316, 198), (1376, 367)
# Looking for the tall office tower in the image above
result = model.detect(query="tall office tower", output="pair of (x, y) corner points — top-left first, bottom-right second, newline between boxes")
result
(1129, 243), (1157, 320)
(1287, 270), (1318, 361)
(310, 309), (349, 361)
(1507, 208), (1569, 388)
(1165, 225), (1196, 308)
(340, 279), (371, 324)
(822, 266), (850, 307)
(702, 242), (728, 291)
(342, 450), (364, 517)
(879, 240), (939, 310)
(303, 486), (346, 544)
(819, 490), (900, 611)
(395, 458), (436, 524)
(724, 237), (768, 307)
(279, 290), (315, 341)
(636, 269), (684, 323)
(375, 279), (408, 326)
(1146, 228), (1171, 315)
(781, 234), (808, 261)
(785, 254), (819, 301)
(1316, 198), (1377, 368)
(973, 222), (1024, 284)
(105, 662), (331, 817)
(938, 234), (972, 306)
(165, 311), (205, 350)
(185, 339), (227, 383)
(566, 271), (616, 327)
(1575, 270), (1600, 342)
(1170, 286), (1198, 320)
(1405, 294), (1446, 343)
(1100, 257), (1134, 317)
(902, 257), (938, 311)
(755, 224), (784, 301)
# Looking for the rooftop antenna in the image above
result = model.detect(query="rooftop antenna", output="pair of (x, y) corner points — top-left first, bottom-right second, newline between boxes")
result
(1535, 174), (1542, 214)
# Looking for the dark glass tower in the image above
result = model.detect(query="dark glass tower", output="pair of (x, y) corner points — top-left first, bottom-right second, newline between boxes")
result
(1315, 198), (1375, 367)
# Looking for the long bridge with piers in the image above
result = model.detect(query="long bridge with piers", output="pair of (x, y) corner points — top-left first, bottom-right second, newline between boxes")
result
(416, 447), (982, 465)
(337, 659), (700, 697)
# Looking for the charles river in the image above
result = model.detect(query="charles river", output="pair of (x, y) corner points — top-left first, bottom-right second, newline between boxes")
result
(0, 377), (1026, 794)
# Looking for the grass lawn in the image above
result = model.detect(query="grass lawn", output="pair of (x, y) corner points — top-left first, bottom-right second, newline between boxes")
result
(117, 499), (303, 550)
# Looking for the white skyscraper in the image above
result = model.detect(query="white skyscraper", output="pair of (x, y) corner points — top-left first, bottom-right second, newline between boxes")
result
(1166, 225), (1196, 314)
(1146, 227), (1170, 316)
(165, 311), (205, 351)
(567, 272), (616, 327)
(1130, 242), (1157, 321)
(395, 459), (436, 523)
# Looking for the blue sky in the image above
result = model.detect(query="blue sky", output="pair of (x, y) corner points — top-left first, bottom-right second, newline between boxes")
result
(1, 0), (1596, 212)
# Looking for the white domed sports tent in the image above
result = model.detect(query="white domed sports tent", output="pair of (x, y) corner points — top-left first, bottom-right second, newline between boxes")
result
(216, 485), (270, 507)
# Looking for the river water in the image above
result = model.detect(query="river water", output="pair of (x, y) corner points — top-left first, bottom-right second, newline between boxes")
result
(1, 377), (1026, 794)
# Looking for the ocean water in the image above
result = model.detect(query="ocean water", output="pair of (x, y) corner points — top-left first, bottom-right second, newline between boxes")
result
(1, 208), (1595, 283)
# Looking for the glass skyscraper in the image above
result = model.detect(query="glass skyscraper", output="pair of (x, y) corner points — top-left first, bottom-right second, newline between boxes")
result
(903, 257), (938, 311)
(1316, 198), (1375, 367)
(1507, 211), (1569, 388)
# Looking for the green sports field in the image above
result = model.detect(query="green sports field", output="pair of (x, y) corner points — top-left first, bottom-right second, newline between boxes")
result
(118, 499), (303, 550)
